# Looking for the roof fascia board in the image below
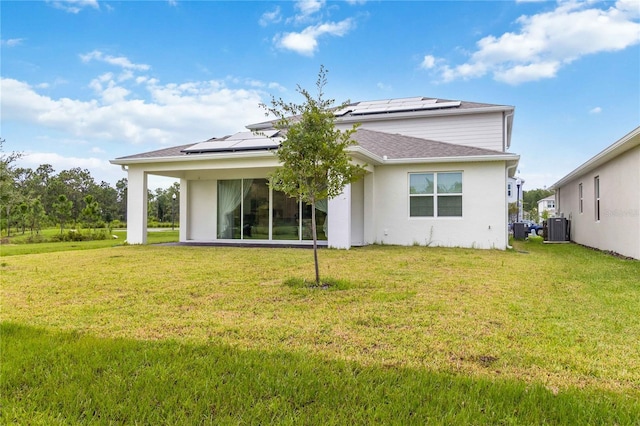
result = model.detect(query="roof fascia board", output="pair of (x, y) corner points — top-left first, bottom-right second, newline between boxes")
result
(382, 154), (520, 165)
(550, 126), (640, 189)
(110, 149), (277, 166)
(348, 146), (519, 165)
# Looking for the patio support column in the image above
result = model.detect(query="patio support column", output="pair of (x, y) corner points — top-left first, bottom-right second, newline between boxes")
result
(126, 167), (148, 244)
(328, 183), (351, 249)
(179, 178), (188, 242)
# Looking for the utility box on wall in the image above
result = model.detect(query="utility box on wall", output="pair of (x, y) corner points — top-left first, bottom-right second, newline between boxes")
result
(547, 217), (569, 242)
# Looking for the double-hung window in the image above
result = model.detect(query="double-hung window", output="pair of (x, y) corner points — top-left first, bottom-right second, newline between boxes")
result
(409, 172), (462, 217)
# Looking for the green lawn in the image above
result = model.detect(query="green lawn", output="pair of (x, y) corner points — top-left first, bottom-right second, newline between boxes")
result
(1, 239), (639, 424)
(0, 229), (178, 256)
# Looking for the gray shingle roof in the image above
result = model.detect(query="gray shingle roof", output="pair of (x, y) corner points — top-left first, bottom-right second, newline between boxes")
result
(351, 129), (509, 159)
(114, 128), (510, 162)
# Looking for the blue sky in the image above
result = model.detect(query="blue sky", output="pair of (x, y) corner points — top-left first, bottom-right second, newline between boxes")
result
(2, 0), (639, 191)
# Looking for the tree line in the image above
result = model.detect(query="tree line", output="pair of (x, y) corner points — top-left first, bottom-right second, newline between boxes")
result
(1, 140), (179, 238)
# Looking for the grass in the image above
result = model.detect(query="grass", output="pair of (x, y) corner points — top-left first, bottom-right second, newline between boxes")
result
(0, 229), (178, 256)
(1, 238), (639, 423)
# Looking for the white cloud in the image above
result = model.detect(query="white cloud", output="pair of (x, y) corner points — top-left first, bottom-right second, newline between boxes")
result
(589, 106), (602, 114)
(376, 82), (392, 91)
(293, 0), (326, 24)
(259, 6), (282, 27)
(47, 0), (99, 14)
(80, 50), (150, 71)
(275, 18), (354, 56)
(420, 55), (437, 69)
(1, 38), (24, 47)
(0, 76), (267, 146)
(433, 0), (640, 84)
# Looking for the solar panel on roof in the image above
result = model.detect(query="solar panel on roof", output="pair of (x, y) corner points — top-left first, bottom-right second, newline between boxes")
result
(182, 139), (238, 153)
(349, 99), (461, 116)
(181, 131), (282, 154)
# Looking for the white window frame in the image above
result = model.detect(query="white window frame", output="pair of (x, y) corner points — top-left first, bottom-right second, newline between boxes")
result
(578, 183), (583, 214)
(409, 171), (463, 218)
(594, 176), (600, 221)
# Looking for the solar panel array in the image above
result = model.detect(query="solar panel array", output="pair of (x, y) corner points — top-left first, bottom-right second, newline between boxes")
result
(335, 97), (461, 116)
(182, 130), (282, 154)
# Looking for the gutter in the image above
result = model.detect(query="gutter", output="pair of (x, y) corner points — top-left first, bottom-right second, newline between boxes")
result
(505, 163), (519, 250)
(110, 149), (278, 166)
(348, 146), (520, 166)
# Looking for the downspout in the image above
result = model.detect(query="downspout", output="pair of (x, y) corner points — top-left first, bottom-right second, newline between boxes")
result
(503, 111), (514, 152)
(505, 163), (518, 249)
(121, 165), (128, 172)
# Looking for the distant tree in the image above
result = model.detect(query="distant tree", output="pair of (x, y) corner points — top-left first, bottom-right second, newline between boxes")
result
(0, 139), (22, 236)
(261, 66), (365, 286)
(53, 194), (74, 235)
(26, 199), (46, 235)
(18, 202), (29, 234)
(115, 178), (128, 222)
(81, 194), (101, 232)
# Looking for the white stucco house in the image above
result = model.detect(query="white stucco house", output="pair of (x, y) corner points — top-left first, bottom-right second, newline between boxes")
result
(111, 96), (519, 250)
(507, 176), (525, 222)
(537, 195), (556, 222)
(550, 126), (640, 259)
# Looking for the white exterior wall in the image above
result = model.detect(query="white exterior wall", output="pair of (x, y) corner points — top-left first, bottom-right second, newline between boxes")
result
(187, 180), (216, 241)
(370, 162), (508, 249)
(328, 184), (351, 249)
(125, 166), (148, 244)
(338, 112), (506, 152)
(556, 146), (640, 259)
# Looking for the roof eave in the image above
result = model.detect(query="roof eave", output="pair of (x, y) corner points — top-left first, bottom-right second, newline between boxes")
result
(110, 149), (277, 166)
(348, 146), (520, 166)
(550, 126), (640, 190)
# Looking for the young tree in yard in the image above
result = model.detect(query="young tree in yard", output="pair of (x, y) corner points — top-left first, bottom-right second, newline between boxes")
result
(53, 194), (73, 235)
(261, 66), (365, 286)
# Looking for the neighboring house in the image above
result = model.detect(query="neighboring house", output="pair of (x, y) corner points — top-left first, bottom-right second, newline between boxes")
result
(537, 195), (556, 222)
(507, 176), (525, 222)
(111, 96), (519, 250)
(550, 126), (640, 259)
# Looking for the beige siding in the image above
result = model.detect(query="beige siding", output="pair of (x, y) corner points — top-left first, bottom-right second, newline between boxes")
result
(338, 112), (505, 151)
(556, 145), (640, 259)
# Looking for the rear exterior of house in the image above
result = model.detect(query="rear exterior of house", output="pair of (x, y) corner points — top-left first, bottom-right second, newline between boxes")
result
(551, 126), (640, 259)
(111, 97), (519, 250)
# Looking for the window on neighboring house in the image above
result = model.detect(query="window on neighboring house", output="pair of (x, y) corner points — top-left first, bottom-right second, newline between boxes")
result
(578, 183), (583, 214)
(594, 176), (600, 221)
(507, 183), (512, 198)
(409, 172), (462, 217)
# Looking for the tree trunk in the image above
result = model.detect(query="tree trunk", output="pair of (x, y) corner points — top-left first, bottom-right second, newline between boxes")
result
(311, 200), (320, 286)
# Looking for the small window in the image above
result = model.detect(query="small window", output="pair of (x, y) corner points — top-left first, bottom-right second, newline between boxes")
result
(409, 172), (462, 217)
(594, 176), (600, 221)
(578, 183), (583, 214)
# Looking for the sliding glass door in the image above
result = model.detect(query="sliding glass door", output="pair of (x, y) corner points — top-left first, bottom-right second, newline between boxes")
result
(217, 178), (327, 241)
